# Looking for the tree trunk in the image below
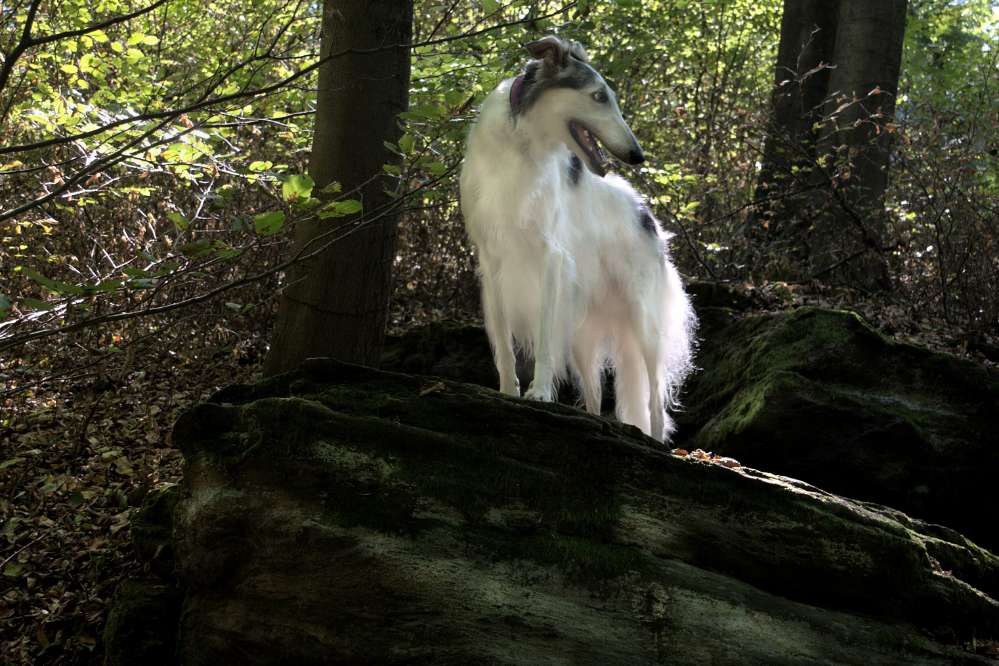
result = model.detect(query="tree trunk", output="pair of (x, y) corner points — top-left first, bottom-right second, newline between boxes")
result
(751, 0), (907, 290)
(264, 0), (412, 374)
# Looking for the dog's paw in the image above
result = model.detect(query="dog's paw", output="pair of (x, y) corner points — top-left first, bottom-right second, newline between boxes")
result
(499, 379), (521, 397)
(523, 384), (554, 402)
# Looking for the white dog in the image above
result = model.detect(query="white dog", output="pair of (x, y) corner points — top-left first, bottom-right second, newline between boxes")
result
(459, 35), (696, 442)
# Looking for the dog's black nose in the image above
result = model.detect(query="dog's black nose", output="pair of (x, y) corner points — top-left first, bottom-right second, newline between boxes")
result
(628, 148), (645, 164)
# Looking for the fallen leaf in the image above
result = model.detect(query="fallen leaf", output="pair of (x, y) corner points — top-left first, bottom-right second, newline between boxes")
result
(419, 381), (447, 397)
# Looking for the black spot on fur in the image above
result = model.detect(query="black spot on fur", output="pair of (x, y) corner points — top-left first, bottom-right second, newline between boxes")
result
(638, 206), (660, 236)
(568, 154), (582, 186)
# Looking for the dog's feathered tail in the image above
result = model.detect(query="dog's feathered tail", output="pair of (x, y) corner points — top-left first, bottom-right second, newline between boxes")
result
(613, 257), (697, 442)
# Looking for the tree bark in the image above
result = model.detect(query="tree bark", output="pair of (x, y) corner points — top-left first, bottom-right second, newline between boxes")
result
(264, 0), (412, 374)
(751, 0), (907, 290)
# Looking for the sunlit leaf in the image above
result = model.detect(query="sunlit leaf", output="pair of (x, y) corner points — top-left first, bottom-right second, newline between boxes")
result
(253, 210), (286, 235)
(318, 199), (362, 219)
(168, 211), (189, 230)
(282, 174), (315, 202)
(398, 133), (415, 154)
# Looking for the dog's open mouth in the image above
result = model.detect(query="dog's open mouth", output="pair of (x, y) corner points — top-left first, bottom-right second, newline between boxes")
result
(569, 121), (608, 177)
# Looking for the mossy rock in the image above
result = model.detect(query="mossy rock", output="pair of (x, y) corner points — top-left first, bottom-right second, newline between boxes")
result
(103, 485), (182, 665)
(167, 360), (996, 665)
(131, 484), (179, 578)
(382, 321), (504, 388)
(678, 306), (999, 551)
(381, 306), (998, 551)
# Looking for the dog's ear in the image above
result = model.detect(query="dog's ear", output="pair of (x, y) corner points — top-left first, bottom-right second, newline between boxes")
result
(525, 35), (569, 70)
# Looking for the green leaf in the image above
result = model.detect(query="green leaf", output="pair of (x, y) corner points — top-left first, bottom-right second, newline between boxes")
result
(445, 90), (468, 109)
(425, 161), (448, 176)
(178, 240), (214, 258)
(401, 104), (446, 120)
(0, 457), (23, 470)
(398, 133), (415, 154)
(482, 0), (500, 14)
(0, 294), (10, 318)
(253, 211), (286, 235)
(122, 267), (150, 278)
(60, 64), (79, 74)
(215, 245), (242, 259)
(248, 160), (273, 172)
(24, 268), (84, 295)
(319, 199), (362, 219)
(125, 48), (144, 63)
(20, 298), (54, 311)
(94, 280), (123, 292)
(3, 562), (24, 577)
(167, 211), (189, 230)
(281, 174), (315, 202)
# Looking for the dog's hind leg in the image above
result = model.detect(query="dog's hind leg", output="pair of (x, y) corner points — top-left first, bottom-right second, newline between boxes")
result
(571, 326), (603, 415)
(640, 332), (669, 443)
(480, 271), (519, 396)
(613, 334), (652, 437)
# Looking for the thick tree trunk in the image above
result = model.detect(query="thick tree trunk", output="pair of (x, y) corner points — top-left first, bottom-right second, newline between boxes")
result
(751, 0), (907, 290)
(264, 0), (412, 374)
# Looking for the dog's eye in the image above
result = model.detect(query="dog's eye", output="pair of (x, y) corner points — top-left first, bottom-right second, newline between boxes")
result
(592, 90), (609, 104)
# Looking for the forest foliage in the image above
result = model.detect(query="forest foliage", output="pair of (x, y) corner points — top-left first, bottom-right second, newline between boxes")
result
(2, 2), (998, 663)
(1, 0), (997, 355)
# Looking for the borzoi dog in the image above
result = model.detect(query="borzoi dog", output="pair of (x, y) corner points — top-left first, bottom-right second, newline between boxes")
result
(459, 35), (696, 442)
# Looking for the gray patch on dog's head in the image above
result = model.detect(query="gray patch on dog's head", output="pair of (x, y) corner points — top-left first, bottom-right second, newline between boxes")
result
(512, 36), (600, 116)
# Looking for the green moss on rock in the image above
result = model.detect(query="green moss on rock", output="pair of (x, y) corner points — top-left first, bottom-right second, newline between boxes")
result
(679, 306), (999, 551)
(131, 484), (180, 577)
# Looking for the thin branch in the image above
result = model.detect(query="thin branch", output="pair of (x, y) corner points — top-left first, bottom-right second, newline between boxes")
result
(28, 0), (172, 50)
(0, 0), (171, 99)
(0, 161), (460, 352)
(0, 2), (575, 156)
(0, 0), (41, 94)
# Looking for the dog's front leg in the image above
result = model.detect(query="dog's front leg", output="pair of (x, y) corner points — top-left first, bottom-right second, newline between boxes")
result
(524, 250), (563, 402)
(480, 270), (520, 396)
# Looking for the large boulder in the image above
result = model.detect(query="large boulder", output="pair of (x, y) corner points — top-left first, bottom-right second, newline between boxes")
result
(383, 302), (999, 553)
(677, 306), (999, 552)
(154, 360), (996, 665)
(103, 486), (182, 666)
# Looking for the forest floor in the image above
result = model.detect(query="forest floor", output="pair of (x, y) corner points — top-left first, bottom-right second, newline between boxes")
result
(1, 280), (996, 665)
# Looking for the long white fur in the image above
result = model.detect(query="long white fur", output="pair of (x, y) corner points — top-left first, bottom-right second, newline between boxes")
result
(460, 48), (696, 443)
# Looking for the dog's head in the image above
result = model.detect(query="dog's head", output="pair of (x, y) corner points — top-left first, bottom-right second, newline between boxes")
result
(512, 35), (644, 176)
